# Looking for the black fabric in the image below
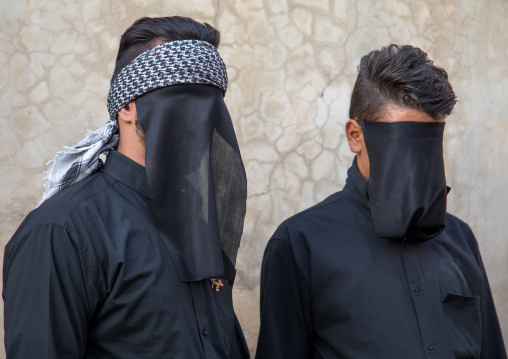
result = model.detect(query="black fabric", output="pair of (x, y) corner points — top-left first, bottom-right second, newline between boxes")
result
(256, 160), (506, 359)
(3, 150), (250, 359)
(362, 121), (448, 241)
(135, 84), (247, 282)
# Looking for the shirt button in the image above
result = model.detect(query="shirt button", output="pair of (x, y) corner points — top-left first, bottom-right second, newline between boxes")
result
(414, 285), (420, 293)
(428, 344), (433, 351)
(203, 328), (208, 336)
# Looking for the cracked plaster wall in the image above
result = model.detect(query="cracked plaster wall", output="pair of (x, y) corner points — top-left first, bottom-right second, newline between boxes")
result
(1, 0), (508, 356)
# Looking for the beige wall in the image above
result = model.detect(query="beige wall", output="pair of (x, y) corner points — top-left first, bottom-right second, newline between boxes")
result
(1, 0), (507, 356)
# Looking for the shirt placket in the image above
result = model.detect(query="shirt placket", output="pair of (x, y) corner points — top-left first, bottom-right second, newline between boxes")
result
(402, 240), (451, 358)
(188, 281), (228, 359)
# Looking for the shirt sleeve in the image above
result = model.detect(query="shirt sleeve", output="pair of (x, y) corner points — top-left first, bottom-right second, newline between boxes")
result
(462, 224), (507, 358)
(477, 257), (507, 357)
(3, 223), (98, 359)
(479, 278), (507, 359)
(255, 235), (313, 359)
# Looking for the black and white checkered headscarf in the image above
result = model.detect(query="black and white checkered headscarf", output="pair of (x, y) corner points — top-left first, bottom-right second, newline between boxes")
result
(38, 40), (228, 206)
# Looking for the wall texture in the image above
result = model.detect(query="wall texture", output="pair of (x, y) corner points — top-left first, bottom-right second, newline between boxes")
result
(1, 0), (507, 356)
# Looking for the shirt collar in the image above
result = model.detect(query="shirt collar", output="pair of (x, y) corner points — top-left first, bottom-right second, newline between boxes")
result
(102, 150), (150, 199)
(343, 157), (370, 212)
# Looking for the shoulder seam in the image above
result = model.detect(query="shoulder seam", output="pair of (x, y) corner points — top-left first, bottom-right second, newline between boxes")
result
(269, 234), (292, 246)
(4, 223), (68, 271)
(65, 226), (106, 300)
(280, 192), (346, 232)
(4, 222), (105, 301)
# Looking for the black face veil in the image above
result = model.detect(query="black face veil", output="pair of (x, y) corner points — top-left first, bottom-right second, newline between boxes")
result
(136, 85), (247, 282)
(362, 121), (448, 241)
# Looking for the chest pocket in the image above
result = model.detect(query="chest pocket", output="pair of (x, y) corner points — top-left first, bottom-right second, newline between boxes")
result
(442, 293), (481, 359)
(439, 249), (483, 359)
(438, 255), (482, 359)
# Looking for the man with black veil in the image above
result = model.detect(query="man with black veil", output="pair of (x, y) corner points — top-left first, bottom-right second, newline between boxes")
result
(256, 44), (506, 359)
(3, 16), (250, 359)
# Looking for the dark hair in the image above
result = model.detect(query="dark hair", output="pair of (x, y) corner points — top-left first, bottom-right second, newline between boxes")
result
(111, 16), (220, 82)
(349, 44), (457, 122)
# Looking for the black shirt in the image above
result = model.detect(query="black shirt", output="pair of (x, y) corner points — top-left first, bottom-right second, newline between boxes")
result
(3, 150), (250, 359)
(256, 161), (506, 359)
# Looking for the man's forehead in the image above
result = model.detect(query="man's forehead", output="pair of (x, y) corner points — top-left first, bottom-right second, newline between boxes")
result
(378, 105), (443, 123)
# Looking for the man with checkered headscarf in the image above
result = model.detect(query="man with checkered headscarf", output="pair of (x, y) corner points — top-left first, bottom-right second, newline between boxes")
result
(3, 16), (250, 359)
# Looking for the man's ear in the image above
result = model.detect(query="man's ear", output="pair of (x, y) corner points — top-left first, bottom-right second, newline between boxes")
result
(345, 119), (364, 154)
(117, 101), (137, 125)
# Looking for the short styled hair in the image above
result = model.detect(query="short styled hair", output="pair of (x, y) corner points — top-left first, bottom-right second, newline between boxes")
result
(349, 44), (457, 122)
(112, 16), (220, 82)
